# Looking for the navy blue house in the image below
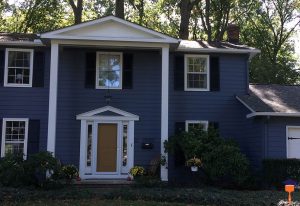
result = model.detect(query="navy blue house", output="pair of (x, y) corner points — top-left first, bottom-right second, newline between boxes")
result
(0, 16), (298, 181)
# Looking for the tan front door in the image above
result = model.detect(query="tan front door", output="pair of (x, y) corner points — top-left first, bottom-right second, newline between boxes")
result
(96, 123), (118, 172)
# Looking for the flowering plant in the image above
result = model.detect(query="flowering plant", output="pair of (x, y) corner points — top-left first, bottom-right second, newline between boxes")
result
(129, 166), (145, 177)
(186, 157), (202, 167)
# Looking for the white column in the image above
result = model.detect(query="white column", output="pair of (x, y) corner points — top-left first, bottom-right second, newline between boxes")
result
(128, 121), (135, 173)
(161, 46), (169, 181)
(47, 42), (59, 154)
(79, 120), (87, 179)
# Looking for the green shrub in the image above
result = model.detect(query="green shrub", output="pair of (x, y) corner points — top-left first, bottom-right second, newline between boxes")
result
(59, 165), (79, 183)
(262, 159), (300, 188)
(165, 128), (251, 187)
(0, 153), (27, 187)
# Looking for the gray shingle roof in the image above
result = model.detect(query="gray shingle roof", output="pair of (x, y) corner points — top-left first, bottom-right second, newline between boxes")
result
(237, 84), (300, 113)
(0, 33), (38, 42)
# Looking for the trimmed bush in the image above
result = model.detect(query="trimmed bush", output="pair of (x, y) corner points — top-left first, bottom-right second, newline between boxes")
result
(262, 159), (300, 188)
(165, 128), (251, 187)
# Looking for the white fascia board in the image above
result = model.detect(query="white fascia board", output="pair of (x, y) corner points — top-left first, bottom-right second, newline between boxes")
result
(177, 47), (261, 55)
(51, 39), (170, 49)
(235, 96), (256, 113)
(41, 35), (178, 44)
(0, 40), (45, 46)
(76, 116), (139, 121)
(247, 112), (300, 118)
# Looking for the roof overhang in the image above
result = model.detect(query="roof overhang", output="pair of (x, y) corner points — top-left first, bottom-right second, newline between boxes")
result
(246, 112), (300, 118)
(0, 39), (44, 46)
(40, 16), (178, 44)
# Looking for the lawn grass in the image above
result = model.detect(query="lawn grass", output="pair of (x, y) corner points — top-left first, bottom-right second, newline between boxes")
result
(1, 186), (299, 206)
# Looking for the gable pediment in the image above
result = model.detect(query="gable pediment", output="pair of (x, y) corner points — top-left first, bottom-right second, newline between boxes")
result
(76, 106), (139, 121)
(41, 16), (178, 44)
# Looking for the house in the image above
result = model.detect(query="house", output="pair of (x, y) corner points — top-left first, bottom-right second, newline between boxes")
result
(2, 15), (295, 182)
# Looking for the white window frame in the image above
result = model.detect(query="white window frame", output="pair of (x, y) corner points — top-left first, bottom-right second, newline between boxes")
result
(95, 51), (123, 90)
(185, 120), (209, 132)
(1, 118), (29, 159)
(4, 48), (34, 87)
(184, 54), (210, 91)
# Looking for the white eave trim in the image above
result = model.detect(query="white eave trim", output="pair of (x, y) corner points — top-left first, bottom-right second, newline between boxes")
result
(76, 105), (139, 121)
(247, 112), (300, 118)
(40, 16), (178, 44)
(0, 40), (44, 46)
(235, 96), (256, 113)
(177, 47), (261, 55)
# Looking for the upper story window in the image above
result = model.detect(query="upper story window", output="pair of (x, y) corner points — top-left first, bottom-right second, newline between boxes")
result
(185, 120), (208, 132)
(96, 52), (122, 89)
(184, 55), (209, 91)
(4, 49), (34, 87)
(1, 118), (29, 159)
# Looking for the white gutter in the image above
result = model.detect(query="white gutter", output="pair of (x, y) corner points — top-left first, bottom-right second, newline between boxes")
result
(177, 47), (261, 55)
(247, 112), (300, 118)
(0, 40), (45, 46)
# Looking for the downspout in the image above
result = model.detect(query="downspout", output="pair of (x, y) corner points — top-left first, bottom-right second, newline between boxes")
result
(246, 53), (250, 94)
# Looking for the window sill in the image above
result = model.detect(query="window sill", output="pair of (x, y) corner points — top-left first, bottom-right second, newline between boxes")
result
(4, 84), (32, 88)
(184, 88), (210, 92)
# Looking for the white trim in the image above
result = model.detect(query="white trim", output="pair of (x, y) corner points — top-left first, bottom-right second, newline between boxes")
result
(4, 48), (34, 87)
(184, 54), (210, 91)
(247, 112), (300, 118)
(161, 46), (169, 181)
(177, 47), (261, 55)
(95, 52), (123, 90)
(0, 40), (44, 46)
(286, 126), (300, 159)
(76, 105), (139, 120)
(47, 43), (59, 154)
(79, 120), (87, 177)
(51, 39), (169, 48)
(1, 118), (29, 159)
(41, 16), (178, 44)
(235, 96), (256, 113)
(185, 120), (209, 132)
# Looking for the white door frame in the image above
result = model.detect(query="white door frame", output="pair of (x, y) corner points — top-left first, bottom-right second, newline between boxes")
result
(286, 126), (300, 159)
(77, 106), (139, 179)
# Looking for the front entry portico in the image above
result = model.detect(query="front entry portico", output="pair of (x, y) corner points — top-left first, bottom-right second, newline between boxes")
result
(76, 106), (139, 179)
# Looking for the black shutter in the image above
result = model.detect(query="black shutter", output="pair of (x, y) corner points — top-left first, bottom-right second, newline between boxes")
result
(123, 53), (133, 89)
(33, 51), (45, 87)
(210, 56), (220, 91)
(209, 122), (219, 130)
(85, 52), (96, 88)
(0, 50), (5, 86)
(174, 122), (185, 166)
(27, 120), (40, 156)
(174, 55), (184, 91)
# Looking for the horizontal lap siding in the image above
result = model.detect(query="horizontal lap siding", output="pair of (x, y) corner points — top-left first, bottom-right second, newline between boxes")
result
(56, 48), (161, 167)
(0, 47), (50, 154)
(169, 53), (260, 178)
(266, 117), (300, 159)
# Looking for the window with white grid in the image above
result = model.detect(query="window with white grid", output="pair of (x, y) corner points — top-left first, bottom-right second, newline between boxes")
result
(185, 120), (208, 132)
(1, 119), (28, 158)
(184, 55), (209, 91)
(4, 49), (33, 87)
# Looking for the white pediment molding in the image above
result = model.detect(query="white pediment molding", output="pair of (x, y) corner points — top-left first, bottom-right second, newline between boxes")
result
(76, 105), (139, 121)
(41, 16), (178, 44)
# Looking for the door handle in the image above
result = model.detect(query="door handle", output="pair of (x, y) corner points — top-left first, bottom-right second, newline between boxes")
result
(288, 137), (300, 140)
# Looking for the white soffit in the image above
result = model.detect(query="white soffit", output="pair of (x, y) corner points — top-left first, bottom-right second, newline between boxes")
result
(41, 16), (178, 44)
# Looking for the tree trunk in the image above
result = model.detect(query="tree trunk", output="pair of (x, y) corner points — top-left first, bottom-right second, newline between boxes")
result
(115, 0), (124, 19)
(179, 0), (192, 39)
(68, 0), (83, 24)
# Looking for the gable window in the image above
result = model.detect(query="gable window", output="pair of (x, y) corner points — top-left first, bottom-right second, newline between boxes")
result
(4, 49), (34, 87)
(1, 118), (28, 159)
(184, 55), (209, 91)
(185, 120), (208, 132)
(96, 52), (122, 89)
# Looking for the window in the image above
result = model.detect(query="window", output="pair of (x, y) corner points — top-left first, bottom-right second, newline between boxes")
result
(4, 49), (34, 87)
(184, 55), (209, 91)
(1, 118), (29, 158)
(122, 123), (128, 168)
(86, 123), (92, 167)
(185, 120), (208, 132)
(96, 52), (122, 89)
